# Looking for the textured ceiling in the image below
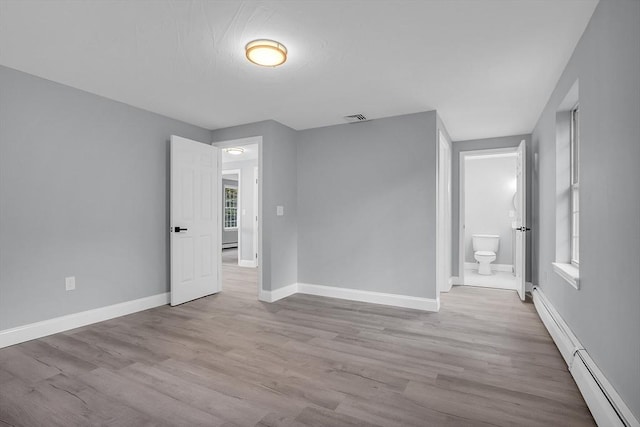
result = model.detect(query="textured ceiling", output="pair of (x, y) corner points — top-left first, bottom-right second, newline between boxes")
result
(0, 0), (598, 140)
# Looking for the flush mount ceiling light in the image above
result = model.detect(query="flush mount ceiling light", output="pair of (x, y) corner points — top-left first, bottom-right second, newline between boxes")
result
(224, 147), (245, 155)
(245, 39), (287, 67)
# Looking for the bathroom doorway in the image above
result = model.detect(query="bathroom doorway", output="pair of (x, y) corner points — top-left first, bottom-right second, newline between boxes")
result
(459, 147), (521, 292)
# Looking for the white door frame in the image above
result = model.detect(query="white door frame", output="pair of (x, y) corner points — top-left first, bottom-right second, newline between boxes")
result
(222, 169), (242, 265)
(459, 147), (519, 286)
(213, 136), (263, 299)
(436, 131), (452, 295)
(253, 165), (259, 267)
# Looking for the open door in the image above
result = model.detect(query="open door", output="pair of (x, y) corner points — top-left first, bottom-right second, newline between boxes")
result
(170, 135), (221, 306)
(515, 139), (527, 301)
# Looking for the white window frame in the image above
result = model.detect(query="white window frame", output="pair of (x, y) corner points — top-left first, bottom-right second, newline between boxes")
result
(223, 184), (238, 230)
(570, 104), (580, 267)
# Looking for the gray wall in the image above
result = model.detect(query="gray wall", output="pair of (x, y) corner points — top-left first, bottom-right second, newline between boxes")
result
(211, 121), (298, 291)
(297, 112), (438, 299)
(0, 66), (211, 330)
(451, 134), (532, 280)
(222, 159), (258, 262)
(531, 0), (640, 418)
(221, 177), (238, 247)
(464, 155), (517, 265)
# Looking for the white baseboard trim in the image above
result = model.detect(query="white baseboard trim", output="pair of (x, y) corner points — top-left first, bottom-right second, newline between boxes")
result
(451, 276), (462, 285)
(258, 283), (297, 303)
(238, 260), (257, 268)
(532, 287), (639, 427)
(258, 282), (440, 312)
(297, 283), (440, 312)
(0, 293), (170, 349)
(464, 262), (513, 272)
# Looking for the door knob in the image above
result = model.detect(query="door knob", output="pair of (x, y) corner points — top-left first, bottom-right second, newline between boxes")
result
(174, 227), (188, 232)
(517, 227), (531, 232)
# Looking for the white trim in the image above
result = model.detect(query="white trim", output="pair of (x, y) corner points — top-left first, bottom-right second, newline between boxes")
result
(532, 287), (639, 427)
(259, 283), (297, 303)
(451, 276), (462, 285)
(213, 136), (263, 299)
(258, 283), (440, 312)
(297, 283), (440, 312)
(552, 262), (580, 289)
(0, 293), (169, 349)
(464, 262), (513, 272)
(440, 276), (454, 293)
(238, 260), (257, 268)
(253, 165), (259, 267)
(436, 130), (452, 295)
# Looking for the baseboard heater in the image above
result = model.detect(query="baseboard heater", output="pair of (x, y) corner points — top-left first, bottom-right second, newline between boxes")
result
(532, 287), (639, 427)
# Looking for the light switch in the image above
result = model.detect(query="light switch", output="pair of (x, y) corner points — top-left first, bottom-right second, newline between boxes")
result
(65, 276), (76, 291)
(276, 205), (284, 216)
(242, 209), (246, 216)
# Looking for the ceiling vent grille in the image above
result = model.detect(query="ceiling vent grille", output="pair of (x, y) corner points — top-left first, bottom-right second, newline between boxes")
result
(344, 114), (369, 123)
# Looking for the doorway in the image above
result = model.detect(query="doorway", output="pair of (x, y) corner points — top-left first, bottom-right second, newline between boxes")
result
(459, 144), (526, 299)
(214, 136), (262, 299)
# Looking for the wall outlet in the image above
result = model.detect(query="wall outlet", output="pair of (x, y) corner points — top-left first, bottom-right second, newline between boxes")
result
(276, 205), (284, 216)
(65, 276), (76, 291)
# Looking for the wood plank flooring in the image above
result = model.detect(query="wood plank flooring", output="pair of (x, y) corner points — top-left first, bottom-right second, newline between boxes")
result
(0, 261), (595, 426)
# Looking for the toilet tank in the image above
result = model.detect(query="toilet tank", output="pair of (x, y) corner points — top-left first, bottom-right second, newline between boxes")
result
(472, 234), (500, 252)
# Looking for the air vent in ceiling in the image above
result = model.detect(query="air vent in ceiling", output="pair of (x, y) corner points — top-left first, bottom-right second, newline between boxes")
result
(344, 114), (369, 123)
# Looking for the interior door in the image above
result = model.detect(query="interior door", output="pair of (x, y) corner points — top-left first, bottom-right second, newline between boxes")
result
(170, 135), (221, 306)
(515, 139), (527, 301)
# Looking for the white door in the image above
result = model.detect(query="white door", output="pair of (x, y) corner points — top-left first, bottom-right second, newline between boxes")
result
(170, 135), (221, 306)
(515, 139), (527, 301)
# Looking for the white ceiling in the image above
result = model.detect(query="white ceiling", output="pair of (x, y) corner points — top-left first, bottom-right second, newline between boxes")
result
(0, 0), (598, 141)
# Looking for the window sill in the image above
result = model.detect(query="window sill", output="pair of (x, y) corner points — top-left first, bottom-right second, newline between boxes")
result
(224, 227), (238, 231)
(552, 262), (580, 290)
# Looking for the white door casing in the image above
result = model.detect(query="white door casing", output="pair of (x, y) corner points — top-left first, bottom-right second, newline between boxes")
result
(515, 139), (527, 301)
(170, 135), (221, 306)
(437, 131), (452, 294)
(253, 166), (259, 267)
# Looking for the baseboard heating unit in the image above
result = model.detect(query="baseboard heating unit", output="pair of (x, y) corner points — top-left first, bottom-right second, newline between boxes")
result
(532, 287), (639, 427)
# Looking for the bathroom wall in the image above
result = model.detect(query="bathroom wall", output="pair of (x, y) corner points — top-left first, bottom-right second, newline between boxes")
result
(464, 154), (517, 266)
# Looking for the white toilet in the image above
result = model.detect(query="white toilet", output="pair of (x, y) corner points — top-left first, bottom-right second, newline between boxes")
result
(472, 234), (500, 275)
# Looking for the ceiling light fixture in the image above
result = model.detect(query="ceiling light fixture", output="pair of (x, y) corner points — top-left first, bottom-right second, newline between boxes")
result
(224, 147), (245, 155)
(245, 39), (287, 67)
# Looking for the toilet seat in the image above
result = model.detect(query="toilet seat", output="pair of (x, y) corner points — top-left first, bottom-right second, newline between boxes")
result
(475, 251), (495, 257)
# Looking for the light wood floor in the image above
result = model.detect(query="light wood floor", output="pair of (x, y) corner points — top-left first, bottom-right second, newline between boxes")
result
(0, 261), (595, 426)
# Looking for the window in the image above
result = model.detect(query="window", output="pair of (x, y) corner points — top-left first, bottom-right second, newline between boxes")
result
(570, 105), (580, 265)
(224, 186), (238, 229)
